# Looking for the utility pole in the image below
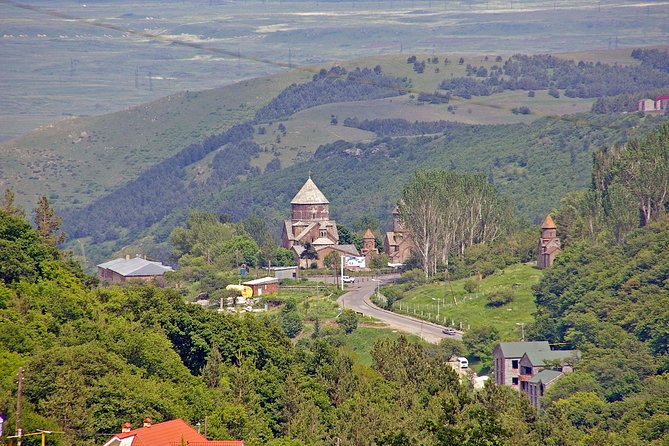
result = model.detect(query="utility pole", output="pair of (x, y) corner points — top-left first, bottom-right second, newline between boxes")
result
(16, 367), (23, 446)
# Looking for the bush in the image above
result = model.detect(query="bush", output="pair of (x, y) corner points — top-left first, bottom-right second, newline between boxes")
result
(401, 268), (426, 286)
(511, 106), (531, 115)
(527, 90), (535, 97)
(486, 290), (514, 307)
(463, 279), (478, 294)
(338, 309), (359, 334)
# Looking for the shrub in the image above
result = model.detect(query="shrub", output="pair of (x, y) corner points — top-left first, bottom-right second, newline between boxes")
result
(338, 309), (359, 334)
(463, 279), (478, 294)
(486, 290), (514, 307)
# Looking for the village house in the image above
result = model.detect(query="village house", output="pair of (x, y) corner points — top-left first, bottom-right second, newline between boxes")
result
(493, 341), (551, 389)
(384, 206), (415, 264)
(493, 341), (579, 409)
(97, 255), (173, 284)
(281, 176), (360, 268)
(518, 349), (580, 409)
(102, 418), (243, 446)
(242, 276), (279, 296)
(637, 94), (669, 113)
(537, 214), (561, 269)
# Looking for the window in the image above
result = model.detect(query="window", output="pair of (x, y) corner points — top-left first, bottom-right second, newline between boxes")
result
(511, 359), (518, 369)
(512, 377), (518, 385)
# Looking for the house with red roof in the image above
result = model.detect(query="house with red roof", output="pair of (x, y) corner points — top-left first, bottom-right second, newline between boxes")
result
(102, 418), (243, 446)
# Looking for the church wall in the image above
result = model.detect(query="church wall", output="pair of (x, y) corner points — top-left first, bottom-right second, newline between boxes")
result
(291, 203), (329, 221)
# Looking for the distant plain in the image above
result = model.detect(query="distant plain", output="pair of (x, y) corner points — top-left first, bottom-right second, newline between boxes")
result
(1, 0), (668, 139)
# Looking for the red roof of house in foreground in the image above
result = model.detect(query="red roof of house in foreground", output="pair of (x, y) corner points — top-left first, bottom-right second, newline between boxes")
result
(103, 419), (244, 446)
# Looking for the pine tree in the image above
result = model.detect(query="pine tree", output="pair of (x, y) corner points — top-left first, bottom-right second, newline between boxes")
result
(202, 345), (222, 388)
(2, 188), (25, 218)
(33, 195), (65, 246)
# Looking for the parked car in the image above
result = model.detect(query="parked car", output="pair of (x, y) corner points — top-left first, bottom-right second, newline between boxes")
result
(342, 275), (355, 283)
(457, 357), (469, 369)
(442, 327), (456, 335)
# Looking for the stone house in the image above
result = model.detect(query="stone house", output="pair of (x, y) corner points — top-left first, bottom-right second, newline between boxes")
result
(493, 341), (551, 390)
(518, 349), (580, 409)
(242, 276), (279, 296)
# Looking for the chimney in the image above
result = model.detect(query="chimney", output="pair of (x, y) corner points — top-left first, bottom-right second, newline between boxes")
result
(121, 423), (132, 433)
(125, 254), (130, 261)
(143, 418), (152, 428)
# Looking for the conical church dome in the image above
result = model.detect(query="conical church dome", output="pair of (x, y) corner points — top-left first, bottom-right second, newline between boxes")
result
(291, 177), (329, 205)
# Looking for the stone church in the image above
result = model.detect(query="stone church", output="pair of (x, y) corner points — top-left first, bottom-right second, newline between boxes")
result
(537, 214), (561, 268)
(281, 177), (359, 268)
(384, 205), (415, 264)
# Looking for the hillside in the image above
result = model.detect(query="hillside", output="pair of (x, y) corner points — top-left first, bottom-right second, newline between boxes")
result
(64, 110), (668, 268)
(383, 263), (542, 340)
(4, 46), (659, 213)
(2, 46), (668, 266)
(0, 72), (310, 211)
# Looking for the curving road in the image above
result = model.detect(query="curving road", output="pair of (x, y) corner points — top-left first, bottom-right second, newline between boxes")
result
(335, 276), (462, 344)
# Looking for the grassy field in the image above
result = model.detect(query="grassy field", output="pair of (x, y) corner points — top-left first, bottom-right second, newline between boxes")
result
(390, 263), (543, 340)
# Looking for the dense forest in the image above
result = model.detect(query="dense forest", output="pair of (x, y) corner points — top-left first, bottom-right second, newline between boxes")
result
(438, 53), (669, 99)
(253, 66), (408, 122)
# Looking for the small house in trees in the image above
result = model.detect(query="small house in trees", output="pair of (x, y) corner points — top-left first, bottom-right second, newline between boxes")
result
(242, 276), (279, 296)
(519, 349), (580, 409)
(384, 206), (415, 264)
(537, 214), (561, 269)
(493, 341), (551, 389)
(637, 95), (669, 113)
(102, 418), (244, 446)
(493, 341), (579, 409)
(97, 255), (173, 284)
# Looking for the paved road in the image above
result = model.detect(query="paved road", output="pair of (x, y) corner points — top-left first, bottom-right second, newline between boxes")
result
(334, 277), (462, 344)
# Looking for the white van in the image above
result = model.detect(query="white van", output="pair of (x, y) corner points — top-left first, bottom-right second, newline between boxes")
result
(457, 357), (469, 369)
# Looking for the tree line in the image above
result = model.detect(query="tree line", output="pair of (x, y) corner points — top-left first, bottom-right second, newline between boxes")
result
(342, 117), (464, 137)
(439, 53), (669, 99)
(398, 170), (512, 277)
(253, 66), (408, 123)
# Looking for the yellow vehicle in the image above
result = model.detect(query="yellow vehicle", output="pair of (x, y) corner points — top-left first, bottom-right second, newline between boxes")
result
(225, 284), (253, 298)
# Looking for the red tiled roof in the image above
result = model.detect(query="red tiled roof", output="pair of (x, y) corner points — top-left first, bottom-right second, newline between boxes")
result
(104, 419), (243, 446)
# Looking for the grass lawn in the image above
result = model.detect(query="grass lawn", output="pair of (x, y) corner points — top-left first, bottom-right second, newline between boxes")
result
(390, 263), (543, 340)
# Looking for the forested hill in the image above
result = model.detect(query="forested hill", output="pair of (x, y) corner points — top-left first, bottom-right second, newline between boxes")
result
(62, 110), (667, 267)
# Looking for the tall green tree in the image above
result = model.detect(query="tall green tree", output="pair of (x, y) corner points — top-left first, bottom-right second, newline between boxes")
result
(33, 196), (65, 246)
(399, 170), (511, 277)
(2, 189), (25, 218)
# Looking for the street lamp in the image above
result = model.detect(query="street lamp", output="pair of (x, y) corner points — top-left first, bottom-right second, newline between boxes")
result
(516, 322), (525, 341)
(431, 297), (440, 317)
